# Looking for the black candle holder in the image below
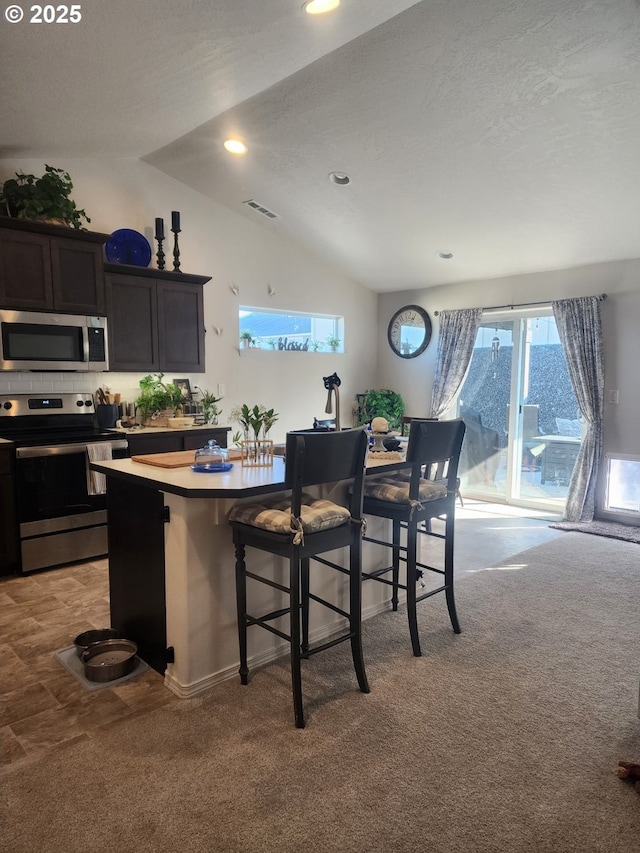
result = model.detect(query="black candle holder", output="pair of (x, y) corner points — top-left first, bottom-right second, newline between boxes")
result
(172, 228), (181, 272)
(155, 236), (166, 270)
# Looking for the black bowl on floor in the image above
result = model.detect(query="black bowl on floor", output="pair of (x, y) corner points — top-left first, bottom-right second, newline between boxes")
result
(74, 628), (120, 659)
(82, 639), (138, 683)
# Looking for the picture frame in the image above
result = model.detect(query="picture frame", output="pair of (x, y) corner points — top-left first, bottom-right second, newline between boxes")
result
(173, 378), (192, 401)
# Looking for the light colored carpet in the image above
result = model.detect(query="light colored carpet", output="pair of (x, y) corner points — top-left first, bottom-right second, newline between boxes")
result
(550, 519), (640, 544)
(2, 533), (639, 853)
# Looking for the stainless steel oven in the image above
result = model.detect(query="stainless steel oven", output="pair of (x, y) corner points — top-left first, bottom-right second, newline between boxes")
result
(0, 393), (128, 573)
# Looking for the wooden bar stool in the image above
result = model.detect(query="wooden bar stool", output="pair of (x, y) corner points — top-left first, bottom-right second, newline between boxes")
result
(402, 416), (463, 507)
(227, 428), (370, 728)
(361, 419), (466, 656)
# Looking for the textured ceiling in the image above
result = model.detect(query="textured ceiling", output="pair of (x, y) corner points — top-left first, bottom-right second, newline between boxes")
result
(2, 0), (640, 292)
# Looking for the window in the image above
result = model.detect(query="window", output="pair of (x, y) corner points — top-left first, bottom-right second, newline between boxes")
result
(604, 455), (640, 515)
(238, 307), (343, 352)
(457, 309), (580, 510)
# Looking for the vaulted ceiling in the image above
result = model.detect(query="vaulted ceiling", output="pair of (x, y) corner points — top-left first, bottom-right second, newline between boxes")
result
(2, 0), (640, 292)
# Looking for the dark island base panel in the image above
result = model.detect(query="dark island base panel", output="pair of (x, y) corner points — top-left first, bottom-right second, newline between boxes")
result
(107, 478), (167, 674)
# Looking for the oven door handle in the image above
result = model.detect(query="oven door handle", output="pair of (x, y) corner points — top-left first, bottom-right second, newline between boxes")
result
(16, 440), (129, 459)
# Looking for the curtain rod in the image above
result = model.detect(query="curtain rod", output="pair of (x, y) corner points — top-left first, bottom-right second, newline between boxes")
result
(433, 293), (607, 316)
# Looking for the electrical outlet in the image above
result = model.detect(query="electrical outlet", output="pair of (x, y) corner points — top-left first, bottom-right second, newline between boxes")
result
(608, 389), (619, 404)
(217, 384), (225, 397)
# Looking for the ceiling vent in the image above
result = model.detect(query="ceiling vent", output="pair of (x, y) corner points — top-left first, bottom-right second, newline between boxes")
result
(243, 199), (280, 220)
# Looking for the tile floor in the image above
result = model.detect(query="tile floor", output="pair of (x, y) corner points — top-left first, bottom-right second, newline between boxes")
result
(0, 557), (178, 774)
(0, 500), (563, 773)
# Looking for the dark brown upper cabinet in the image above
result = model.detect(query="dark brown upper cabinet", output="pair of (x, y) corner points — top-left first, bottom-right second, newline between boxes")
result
(105, 264), (210, 373)
(0, 217), (109, 315)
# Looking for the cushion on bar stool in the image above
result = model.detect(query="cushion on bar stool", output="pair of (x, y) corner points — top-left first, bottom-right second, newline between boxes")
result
(362, 476), (446, 504)
(227, 494), (351, 539)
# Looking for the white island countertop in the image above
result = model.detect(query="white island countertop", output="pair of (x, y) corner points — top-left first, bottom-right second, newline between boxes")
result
(91, 449), (405, 499)
(91, 455), (288, 498)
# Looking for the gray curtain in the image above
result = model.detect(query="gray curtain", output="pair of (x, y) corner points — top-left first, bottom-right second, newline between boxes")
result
(552, 296), (604, 522)
(430, 308), (482, 417)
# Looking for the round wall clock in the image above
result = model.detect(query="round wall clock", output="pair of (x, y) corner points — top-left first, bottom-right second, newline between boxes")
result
(387, 304), (432, 359)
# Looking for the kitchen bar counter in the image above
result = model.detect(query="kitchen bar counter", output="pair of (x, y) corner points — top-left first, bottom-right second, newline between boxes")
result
(91, 453), (396, 697)
(91, 454), (288, 499)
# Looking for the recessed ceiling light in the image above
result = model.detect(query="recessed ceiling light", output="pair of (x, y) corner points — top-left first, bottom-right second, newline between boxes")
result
(224, 138), (248, 155)
(303, 0), (340, 15)
(437, 250), (454, 260)
(329, 171), (351, 185)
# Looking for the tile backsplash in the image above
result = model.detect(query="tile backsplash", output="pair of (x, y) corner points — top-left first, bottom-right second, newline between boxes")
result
(0, 371), (143, 405)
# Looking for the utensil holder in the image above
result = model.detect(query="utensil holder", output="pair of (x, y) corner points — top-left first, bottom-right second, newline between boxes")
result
(96, 404), (119, 429)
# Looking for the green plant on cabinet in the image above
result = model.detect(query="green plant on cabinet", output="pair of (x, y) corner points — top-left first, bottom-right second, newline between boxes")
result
(0, 165), (90, 229)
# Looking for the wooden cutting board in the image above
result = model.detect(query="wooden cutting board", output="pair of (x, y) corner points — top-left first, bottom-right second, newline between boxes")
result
(132, 451), (196, 468)
(131, 448), (244, 468)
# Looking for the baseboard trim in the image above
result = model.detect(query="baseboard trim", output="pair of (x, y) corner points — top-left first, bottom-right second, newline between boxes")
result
(164, 597), (397, 699)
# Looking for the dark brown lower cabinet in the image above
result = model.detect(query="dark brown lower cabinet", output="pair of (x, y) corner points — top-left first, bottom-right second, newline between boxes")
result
(0, 445), (20, 575)
(107, 478), (167, 674)
(126, 427), (230, 457)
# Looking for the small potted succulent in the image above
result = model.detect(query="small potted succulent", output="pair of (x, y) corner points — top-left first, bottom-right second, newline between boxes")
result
(239, 330), (253, 348)
(326, 334), (341, 352)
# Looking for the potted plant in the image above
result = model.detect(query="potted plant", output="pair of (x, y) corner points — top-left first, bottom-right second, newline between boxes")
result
(261, 407), (279, 437)
(194, 386), (223, 424)
(239, 330), (253, 348)
(0, 164), (90, 229)
(326, 334), (340, 352)
(266, 338), (277, 350)
(310, 340), (323, 352)
(135, 373), (184, 425)
(230, 403), (278, 465)
(359, 389), (405, 431)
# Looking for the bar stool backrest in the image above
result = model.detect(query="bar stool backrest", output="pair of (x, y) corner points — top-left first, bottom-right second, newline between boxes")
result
(406, 418), (466, 490)
(401, 415), (437, 436)
(285, 428), (369, 518)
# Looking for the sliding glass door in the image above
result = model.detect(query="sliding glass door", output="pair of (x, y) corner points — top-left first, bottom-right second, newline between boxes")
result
(456, 309), (581, 510)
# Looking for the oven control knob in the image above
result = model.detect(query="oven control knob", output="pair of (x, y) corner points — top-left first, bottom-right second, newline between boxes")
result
(76, 400), (84, 407)
(85, 400), (92, 406)
(3, 401), (11, 410)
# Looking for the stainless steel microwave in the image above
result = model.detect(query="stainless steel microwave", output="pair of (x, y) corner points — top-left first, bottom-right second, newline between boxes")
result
(0, 310), (109, 371)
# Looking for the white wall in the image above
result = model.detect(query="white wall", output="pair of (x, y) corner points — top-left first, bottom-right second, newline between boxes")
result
(0, 158), (379, 440)
(377, 260), (640, 516)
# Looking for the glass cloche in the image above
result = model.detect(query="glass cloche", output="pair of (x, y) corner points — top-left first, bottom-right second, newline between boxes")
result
(191, 440), (231, 473)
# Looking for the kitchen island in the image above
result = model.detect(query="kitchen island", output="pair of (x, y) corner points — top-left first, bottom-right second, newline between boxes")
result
(90, 453), (396, 698)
